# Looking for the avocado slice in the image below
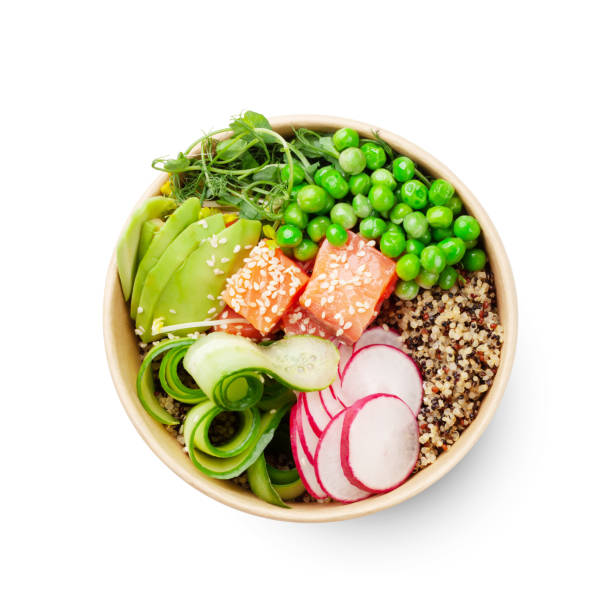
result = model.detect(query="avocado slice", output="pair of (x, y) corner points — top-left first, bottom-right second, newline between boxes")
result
(130, 198), (201, 319)
(116, 196), (176, 300)
(137, 218), (164, 264)
(150, 218), (262, 337)
(136, 214), (226, 342)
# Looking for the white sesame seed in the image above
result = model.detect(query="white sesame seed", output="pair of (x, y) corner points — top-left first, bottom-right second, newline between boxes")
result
(207, 294), (215, 300)
(343, 321), (353, 330)
(208, 307), (216, 314)
(198, 219), (208, 228)
(213, 268), (224, 275)
(137, 306), (143, 314)
(233, 245), (241, 253)
(221, 257), (230, 263)
(336, 329), (343, 337)
(169, 308), (176, 314)
(304, 298), (312, 307)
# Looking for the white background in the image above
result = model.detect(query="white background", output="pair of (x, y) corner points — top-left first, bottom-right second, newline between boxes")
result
(2, 1), (610, 610)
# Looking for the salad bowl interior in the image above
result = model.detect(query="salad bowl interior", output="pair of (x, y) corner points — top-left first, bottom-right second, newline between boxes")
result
(103, 115), (518, 522)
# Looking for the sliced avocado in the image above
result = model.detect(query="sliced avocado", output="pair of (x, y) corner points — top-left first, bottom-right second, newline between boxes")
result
(136, 214), (226, 342)
(130, 198), (201, 319)
(116, 196), (176, 300)
(137, 218), (164, 264)
(150, 218), (262, 337)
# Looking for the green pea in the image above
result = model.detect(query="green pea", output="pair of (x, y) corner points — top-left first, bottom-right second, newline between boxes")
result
(333, 127), (359, 151)
(400, 180), (428, 209)
(395, 280), (419, 300)
(339, 147), (367, 175)
(420, 245), (446, 274)
(368, 184), (395, 213)
(380, 230), (406, 258)
(426, 206), (453, 228)
(396, 253), (421, 281)
(370, 168), (397, 190)
(326, 223), (348, 247)
(438, 266), (458, 290)
(306, 216), (331, 243)
(289, 185), (302, 201)
(360, 142), (387, 170)
(276, 224), (303, 248)
(385, 222), (405, 238)
(281, 164), (305, 185)
(463, 248), (487, 271)
(359, 216), (387, 240)
(438, 237), (466, 266)
(349, 173), (371, 196)
(294, 239), (319, 261)
(322, 191), (335, 214)
(453, 215), (481, 241)
(392, 156), (415, 182)
(296, 184), (328, 214)
(447, 196), (462, 216)
(416, 269), (439, 289)
(403, 211), (428, 239)
(432, 227), (453, 242)
(420, 227), (432, 245)
(314, 166), (334, 186)
(405, 239), (426, 256)
(464, 239), (478, 249)
(321, 170), (349, 199)
(330, 203), (358, 229)
(352, 194), (373, 218)
(283, 203), (309, 229)
(390, 203), (412, 225)
(428, 178), (455, 206)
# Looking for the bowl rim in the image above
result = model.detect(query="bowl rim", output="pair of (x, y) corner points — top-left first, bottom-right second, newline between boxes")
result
(103, 114), (518, 522)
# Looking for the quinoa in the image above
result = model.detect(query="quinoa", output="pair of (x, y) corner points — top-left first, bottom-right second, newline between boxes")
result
(375, 269), (504, 472)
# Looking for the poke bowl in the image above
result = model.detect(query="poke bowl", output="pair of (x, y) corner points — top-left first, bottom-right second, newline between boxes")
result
(103, 113), (518, 522)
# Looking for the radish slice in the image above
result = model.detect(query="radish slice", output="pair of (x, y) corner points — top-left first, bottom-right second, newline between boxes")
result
(296, 396), (319, 463)
(314, 412), (370, 503)
(340, 394), (419, 493)
(290, 404), (327, 499)
(319, 385), (346, 417)
(341, 344), (423, 414)
(354, 326), (403, 353)
(335, 342), (353, 378)
(301, 391), (331, 435)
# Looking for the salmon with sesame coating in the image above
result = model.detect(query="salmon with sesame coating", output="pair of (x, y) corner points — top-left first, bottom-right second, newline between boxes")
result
(215, 306), (262, 340)
(299, 231), (397, 344)
(222, 241), (310, 335)
(282, 304), (336, 340)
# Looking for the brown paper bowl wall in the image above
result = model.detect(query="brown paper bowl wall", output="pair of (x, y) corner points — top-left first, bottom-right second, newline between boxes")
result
(103, 115), (518, 522)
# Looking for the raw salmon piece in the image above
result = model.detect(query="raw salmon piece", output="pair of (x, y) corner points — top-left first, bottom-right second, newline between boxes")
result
(215, 306), (262, 340)
(282, 304), (337, 340)
(299, 231), (397, 344)
(222, 240), (309, 335)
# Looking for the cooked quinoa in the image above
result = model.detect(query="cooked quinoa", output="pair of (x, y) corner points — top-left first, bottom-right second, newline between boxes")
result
(376, 269), (504, 472)
(144, 269), (503, 502)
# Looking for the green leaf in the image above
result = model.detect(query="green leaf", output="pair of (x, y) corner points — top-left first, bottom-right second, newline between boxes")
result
(230, 111), (276, 143)
(253, 166), (280, 182)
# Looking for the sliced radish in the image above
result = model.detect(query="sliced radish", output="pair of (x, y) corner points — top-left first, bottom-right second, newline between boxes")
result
(301, 391), (331, 435)
(354, 326), (403, 353)
(296, 396), (319, 463)
(319, 385), (346, 417)
(289, 404), (327, 499)
(341, 344), (423, 414)
(314, 412), (370, 503)
(335, 342), (353, 378)
(340, 394), (419, 493)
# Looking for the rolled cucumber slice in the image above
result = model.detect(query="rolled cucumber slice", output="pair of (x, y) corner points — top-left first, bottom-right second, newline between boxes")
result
(184, 401), (289, 479)
(183, 332), (340, 411)
(116, 196), (177, 300)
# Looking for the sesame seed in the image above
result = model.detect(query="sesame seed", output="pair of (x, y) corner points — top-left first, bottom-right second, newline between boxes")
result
(304, 298), (312, 307)
(207, 294), (215, 300)
(221, 257), (230, 263)
(208, 307), (216, 314)
(233, 245), (241, 253)
(137, 306), (143, 314)
(213, 268), (224, 275)
(169, 308), (176, 314)
(336, 329), (343, 337)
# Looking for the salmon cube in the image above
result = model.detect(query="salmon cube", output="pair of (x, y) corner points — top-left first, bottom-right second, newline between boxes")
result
(215, 306), (262, 340)
(282, 304), (337, 340)
(222, 240), (309, 335)
(299, 231), (397, 344)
